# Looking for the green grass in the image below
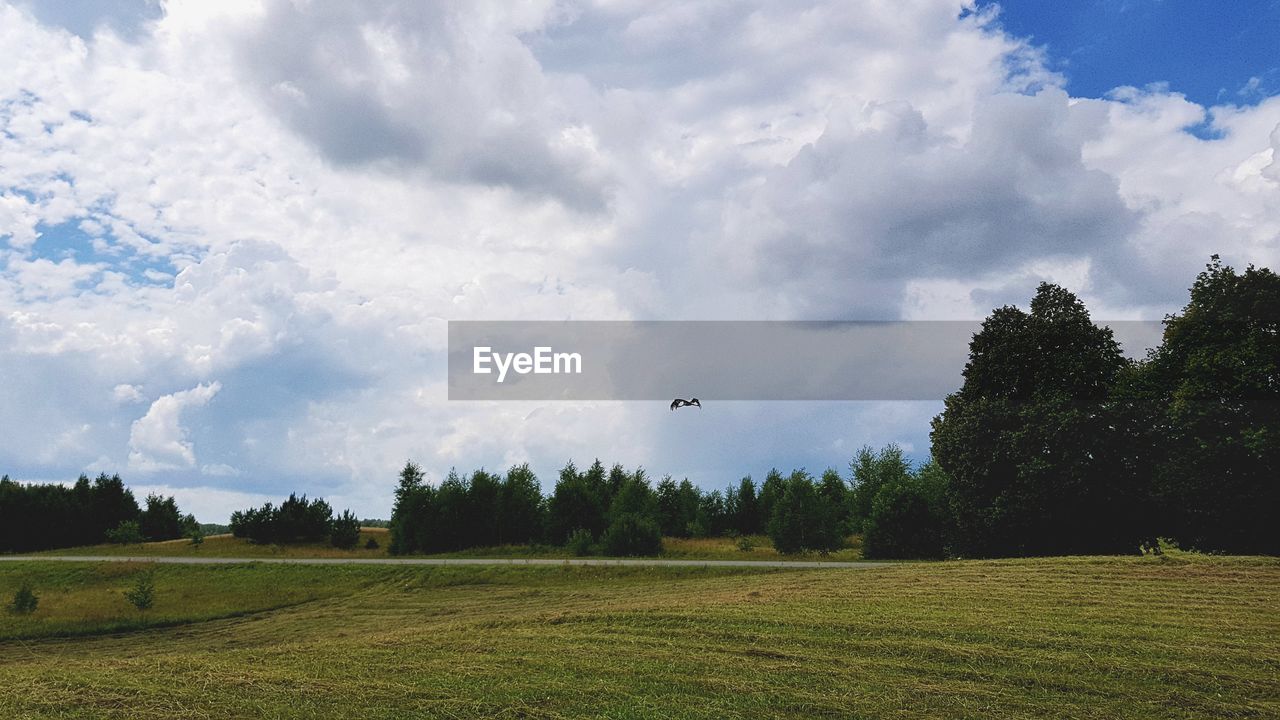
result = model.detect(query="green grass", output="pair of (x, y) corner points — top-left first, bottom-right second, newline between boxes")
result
(38, 528), (397, 559)
(1, 554), (1277, 718)
(34, 529), (869, 562)
(0, 561), (389, 641)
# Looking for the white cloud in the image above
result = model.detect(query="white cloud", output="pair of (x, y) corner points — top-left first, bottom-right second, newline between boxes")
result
(127, 483), (273, 525)
(113, 383), (144, 403)
(200, 463), (241, 477)
(128, 381), (221, 472)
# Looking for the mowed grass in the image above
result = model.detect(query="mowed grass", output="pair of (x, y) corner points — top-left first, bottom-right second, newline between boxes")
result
(1, 555), (1277, 719)
(0, 561), (391, 640)
(40, 528), (397, 559)
(36, 529), (868, 562)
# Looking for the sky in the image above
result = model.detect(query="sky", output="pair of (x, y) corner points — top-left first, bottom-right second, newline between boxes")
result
(981, 0), (1280, 108)
(0, 0), (1277, 522)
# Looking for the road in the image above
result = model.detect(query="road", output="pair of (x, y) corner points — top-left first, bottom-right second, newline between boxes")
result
(0, 555), (886, 569)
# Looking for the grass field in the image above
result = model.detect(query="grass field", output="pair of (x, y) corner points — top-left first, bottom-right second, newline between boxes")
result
(1, 554), (1277, 718)
(37, 529), (869, 562)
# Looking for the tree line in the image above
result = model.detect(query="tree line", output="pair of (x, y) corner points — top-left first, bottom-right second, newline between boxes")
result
(387, 445), (938, 557)
(0, 473), (195, 552)
(229, 494), (364, 549)
(390, 258), (1277, 558)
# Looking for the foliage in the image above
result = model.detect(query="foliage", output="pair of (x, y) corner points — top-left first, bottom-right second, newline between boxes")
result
(757, 469), (786, 535)
(497, 464), (544, 546)
(124, 573), (155, 611)
(608, 471), (658, 521)
(365, 537), (380, 550)
(276, 494), (334, 543)
(545, 462), (607, 545)
(602, 513), (663, 556)
(849, 445), (910, 532)
(230, 494), (334, 545)
(229, 503), (277, 544)
(188, 524), (205, 547)
(768, 470), (842, 554)
(566, 528), (595, 556)
(0, 472), (143, 552)
(729, 476), (760, 535)
(104, 520), (144, 545)
(388, 461), (431, 555)
(817, 467), (851, 534)
(862, 460), (951, 559)
(8, 583), (38, 615)
(1127, 258), (1280, 554)
(330, 510), (361, 549)
(931, 283), (1137, 557)
(139, 494), (185, 541)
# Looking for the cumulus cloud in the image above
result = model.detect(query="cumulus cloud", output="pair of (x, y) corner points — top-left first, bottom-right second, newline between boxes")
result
(128, 381), (221, 472)
(113, 384), (144, 403)
(200, 463), (241, 477)
(230, 0), (611, 209)
(716, 90), (1138, 316)
(1264, 122), (1280, 183)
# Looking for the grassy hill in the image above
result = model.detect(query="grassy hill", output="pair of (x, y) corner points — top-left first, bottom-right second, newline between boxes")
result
(35, 529), (868, 562)
(1, 554), (1277, 718)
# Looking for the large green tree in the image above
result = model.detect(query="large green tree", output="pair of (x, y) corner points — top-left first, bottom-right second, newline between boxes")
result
(931, 283), (1136, 557)
(1130, 259), (1279, 554)
(389, 461), (432, 555)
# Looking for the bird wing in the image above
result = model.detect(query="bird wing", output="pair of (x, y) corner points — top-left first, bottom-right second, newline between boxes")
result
(690, 398), (701, 407)
(670, 399), (683, 410)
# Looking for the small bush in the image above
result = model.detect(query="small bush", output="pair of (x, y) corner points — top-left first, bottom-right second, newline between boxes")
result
(364, 537), (380, 550)
(8, 583), (38, 614)
(188, 525), (205, 547)
(124, 573), (155, 611)
(105, 520), (144, 545)
(566, 528), (595, 556)
(602, 514), (663, 557)
(735, 536), (755, 552)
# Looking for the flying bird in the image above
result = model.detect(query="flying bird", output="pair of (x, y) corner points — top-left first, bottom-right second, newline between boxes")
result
(670, 398), (701, 411)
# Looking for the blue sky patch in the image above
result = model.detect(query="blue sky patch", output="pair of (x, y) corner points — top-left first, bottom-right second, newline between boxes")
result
(29, 218), (174, 286)
(981, 0), (1280, 108)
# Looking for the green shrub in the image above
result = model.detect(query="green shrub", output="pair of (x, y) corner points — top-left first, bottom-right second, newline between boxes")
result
(124, 572), (155, 611)
(105, 520), (143, 545)
(364, 537), (380, 550)
(862, 461), (950, 560)
(735, 536), (755, 552)
(565, 528), (595, 556)
(8, 583), (38, 614)
(602, 514), (663, 557)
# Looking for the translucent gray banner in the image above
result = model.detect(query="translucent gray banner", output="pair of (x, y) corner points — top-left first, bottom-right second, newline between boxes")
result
(447, 321), (1164, 401)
